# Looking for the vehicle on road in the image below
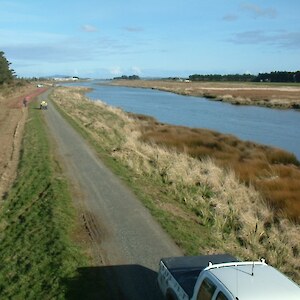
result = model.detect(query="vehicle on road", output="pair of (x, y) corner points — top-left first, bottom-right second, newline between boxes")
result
(158, 254), (300, 300)
(40, 101), (48, 110)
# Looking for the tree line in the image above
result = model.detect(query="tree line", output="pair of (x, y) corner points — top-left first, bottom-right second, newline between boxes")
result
(113, 75), (140, 80)
(188, 71), (300, 83)
(255, 71), (300, 83)
(0, 51), (15, 84)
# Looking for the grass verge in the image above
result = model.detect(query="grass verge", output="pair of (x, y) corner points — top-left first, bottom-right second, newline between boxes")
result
(0, 100), (87, 299)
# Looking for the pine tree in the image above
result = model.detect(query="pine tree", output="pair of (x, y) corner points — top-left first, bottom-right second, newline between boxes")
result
(0, 51), (14, 84)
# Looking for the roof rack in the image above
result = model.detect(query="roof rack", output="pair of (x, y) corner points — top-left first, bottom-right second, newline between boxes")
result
(204, 258), (267, 271)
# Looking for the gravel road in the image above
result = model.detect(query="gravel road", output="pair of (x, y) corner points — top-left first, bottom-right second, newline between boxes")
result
(39, 90), (182, 299)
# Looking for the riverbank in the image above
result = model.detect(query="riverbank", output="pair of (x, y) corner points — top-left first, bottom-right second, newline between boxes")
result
(50, 86), (300, 283)
(107, 80), (300, 109)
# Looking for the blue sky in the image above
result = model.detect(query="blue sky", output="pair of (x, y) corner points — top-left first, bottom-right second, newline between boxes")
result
(1, 0), (299, 78)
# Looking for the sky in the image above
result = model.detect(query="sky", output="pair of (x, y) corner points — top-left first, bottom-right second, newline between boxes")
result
(1, 0), (299, 78)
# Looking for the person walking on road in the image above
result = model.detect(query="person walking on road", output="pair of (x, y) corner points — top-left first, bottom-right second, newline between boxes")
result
(23, 97), (28, 107)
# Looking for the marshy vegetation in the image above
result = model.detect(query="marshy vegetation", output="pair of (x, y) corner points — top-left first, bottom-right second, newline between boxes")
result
(51, 87), (300, 283)
(138, 120), (300, 221)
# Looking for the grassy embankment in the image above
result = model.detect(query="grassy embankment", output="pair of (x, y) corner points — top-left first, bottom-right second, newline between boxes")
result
(0, 100), (87, 299)
(51, 87), (300, 283)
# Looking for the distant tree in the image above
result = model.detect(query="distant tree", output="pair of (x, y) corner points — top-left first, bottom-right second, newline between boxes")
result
(189, 73), (255, 82)
(128, 75), (140, 80)
(113, 74), (140, 80)
(189, 71), (300, 83)
(0, 51), (14, 84)
(254, 71), (300, 83)
(294, 71), (300, 83)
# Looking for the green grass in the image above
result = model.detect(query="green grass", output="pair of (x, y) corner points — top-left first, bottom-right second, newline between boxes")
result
(0, 102), (87, 299)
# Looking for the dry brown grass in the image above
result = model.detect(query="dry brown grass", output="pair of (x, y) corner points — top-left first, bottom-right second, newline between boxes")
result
(138, 120), (300, 222)
(51, 87), (300, 283)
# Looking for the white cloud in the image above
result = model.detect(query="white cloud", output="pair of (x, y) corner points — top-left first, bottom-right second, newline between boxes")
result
(82, 24), (98, 32)
(223, 14), (238, 22)
(0, 29), (67, 45)
(241, 3), (277, 19)
(123, 26), (143, 32)
(131, 66), (142, 74)
(227, 30), (300, 49)
(110, 66), (122, 75)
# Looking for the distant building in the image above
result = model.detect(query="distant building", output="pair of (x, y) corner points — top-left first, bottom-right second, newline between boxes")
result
(53, 76), (79, 81)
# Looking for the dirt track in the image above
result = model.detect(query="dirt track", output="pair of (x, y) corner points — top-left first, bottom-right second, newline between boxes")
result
(40, 90), (182, 299)
(0, 85), (47, 198)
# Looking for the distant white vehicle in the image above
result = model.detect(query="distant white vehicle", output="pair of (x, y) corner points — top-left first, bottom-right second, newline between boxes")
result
(37, 84), (43, 88)
(158, 254), (300, 300)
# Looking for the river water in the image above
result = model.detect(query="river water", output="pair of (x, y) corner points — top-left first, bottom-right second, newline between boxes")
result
(64, 81), (300, 160)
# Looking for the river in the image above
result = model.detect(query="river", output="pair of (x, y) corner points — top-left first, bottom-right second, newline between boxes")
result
(64, 81), (300, 160)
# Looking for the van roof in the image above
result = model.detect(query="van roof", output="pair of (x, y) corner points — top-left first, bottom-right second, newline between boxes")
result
(209, 262), (300, 300)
